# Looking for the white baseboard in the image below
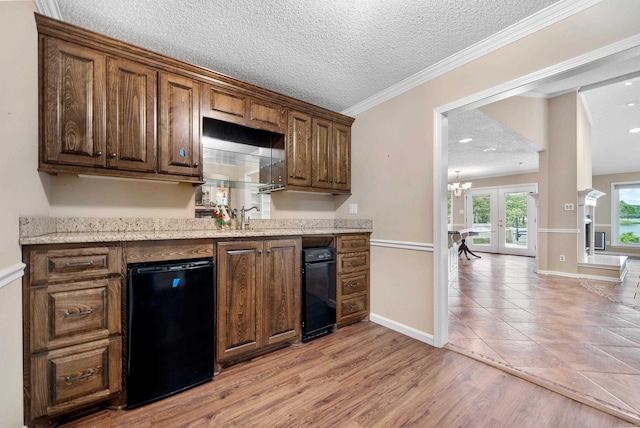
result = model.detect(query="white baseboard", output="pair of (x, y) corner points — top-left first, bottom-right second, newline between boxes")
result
(370, 313), (434, 346)
(0, 262), (26, 290)
(535, 268), (626, 282)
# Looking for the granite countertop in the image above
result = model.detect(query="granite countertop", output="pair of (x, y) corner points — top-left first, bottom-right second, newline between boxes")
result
(19, 217), (373, 245)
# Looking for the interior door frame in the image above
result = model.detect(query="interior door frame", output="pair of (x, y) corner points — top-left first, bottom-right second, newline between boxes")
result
(432, 37), (640, 348)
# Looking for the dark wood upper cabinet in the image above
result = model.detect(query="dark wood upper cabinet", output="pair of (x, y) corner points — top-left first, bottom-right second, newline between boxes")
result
(312, 118), (351, 192)
(36, 14), (353, 189)
(333, 123), (351, 192)
(106, 57), (157, 172)
(201, 83), (286, 134)
(286, 111), (312, 187)
(158, 72), (201, 177)
(41, 37), (106, 168)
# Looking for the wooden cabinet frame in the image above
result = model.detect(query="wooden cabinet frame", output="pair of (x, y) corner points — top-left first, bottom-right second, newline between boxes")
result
(36, 14), (353, 190)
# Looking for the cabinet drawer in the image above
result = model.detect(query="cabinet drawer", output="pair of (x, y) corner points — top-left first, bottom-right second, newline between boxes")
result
(341, 294), (367, 317)
(31, 338), (122, 418)
(31, 246), (122, 284)
(336, 234), (369, 254)
(338, 252), (370, 273)
(340, 271), (369, 296)
(31, 278), (121, 352)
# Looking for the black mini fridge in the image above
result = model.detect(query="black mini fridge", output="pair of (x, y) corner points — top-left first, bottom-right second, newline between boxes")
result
(127, 258), (215, 408)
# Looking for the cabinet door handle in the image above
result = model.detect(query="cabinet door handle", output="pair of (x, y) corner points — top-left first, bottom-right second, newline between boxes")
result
(63, 261), (94, 268)
(193, 162), (199, 167)
(109, 153), (117, 158)
(258, 250), (262, 255)
(64, 308), (94, 317)
(267, 249), (271, 254)
(95, 151), (102, 157)
(65, 369), (95, 383)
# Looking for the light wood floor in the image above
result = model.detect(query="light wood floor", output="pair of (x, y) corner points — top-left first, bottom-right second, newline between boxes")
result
(62, 322), (632, 427)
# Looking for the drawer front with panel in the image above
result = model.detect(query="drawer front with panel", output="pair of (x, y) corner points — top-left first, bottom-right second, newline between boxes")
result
(30, 338), (122, 419)
(31, 278), (121, 352)
(31, 246), (122, 284)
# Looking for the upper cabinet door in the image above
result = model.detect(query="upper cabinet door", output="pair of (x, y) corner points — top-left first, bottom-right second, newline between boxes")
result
(158, 72), (201, 177)
(201, 83), (286, 134)
(333, 123), (351, 191)
(106, 58), (157, 172)
(287, 111), (312, 187)
(312, 117), (333, 189)
(42, 38), (106, 167)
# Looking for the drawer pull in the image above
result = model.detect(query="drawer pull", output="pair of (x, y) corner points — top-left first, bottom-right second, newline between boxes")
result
(63, 261), (94, 268)
(65, 369), (95, 383)
(350, 304), (358, 310)
(64, 308), (94, 317)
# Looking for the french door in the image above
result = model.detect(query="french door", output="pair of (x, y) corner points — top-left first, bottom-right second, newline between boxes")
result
(465, 185), (537, 256)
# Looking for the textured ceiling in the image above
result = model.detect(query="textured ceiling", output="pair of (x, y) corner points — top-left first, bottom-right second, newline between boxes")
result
(448, 109), (541, 180)
(53, 0), (559, 112)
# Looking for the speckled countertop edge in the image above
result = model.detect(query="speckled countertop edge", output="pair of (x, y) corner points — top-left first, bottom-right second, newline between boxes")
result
(19, 217), (373, 245)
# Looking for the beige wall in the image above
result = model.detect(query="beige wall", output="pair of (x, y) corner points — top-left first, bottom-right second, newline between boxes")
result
(479, 96), (549, 149)
(577, 94), (593, 191)
(339, 0), (640, 334)
(0, 2), (48, 425)
(593, 172), (640, 257)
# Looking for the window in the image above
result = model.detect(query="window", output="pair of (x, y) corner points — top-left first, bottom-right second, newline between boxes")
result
(612, 182), (640, 246)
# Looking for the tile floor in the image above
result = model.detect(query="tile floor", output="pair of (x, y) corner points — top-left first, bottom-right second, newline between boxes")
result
(447, 253), (640, 424)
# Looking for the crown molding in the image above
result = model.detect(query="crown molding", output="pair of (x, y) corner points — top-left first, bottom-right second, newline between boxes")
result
(341, 0), (604, 117)
(34, 0), (61, 19)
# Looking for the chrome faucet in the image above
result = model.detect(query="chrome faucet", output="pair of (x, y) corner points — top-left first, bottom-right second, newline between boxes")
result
(240, 206), (260, 230)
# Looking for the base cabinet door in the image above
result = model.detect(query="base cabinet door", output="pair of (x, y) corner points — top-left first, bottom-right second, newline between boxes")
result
(217, 238), (301, 365)
(263, 239), (301, 346)
(216, 241), (262, 362)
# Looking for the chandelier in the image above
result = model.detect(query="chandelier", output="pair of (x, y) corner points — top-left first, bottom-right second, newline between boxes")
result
(448, 170), (472, 197)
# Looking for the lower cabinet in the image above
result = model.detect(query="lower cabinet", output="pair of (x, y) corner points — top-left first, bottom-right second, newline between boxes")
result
(336, 234), (371, 327)
(23, 244), (123, 427)
(216, 238), (301, 364)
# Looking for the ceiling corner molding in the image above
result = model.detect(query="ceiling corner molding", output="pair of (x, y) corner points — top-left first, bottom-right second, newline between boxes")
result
(34, 0), (61, 19)
(341, 0), (604, 117)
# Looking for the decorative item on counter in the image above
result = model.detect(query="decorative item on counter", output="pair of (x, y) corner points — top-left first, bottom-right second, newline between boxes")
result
(211, 207), (224, 226)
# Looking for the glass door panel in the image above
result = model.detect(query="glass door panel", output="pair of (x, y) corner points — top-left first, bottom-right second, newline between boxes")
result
(465, 185), (536, 256)
(469, 193), (497, 252)
(502, 192), (529, 251)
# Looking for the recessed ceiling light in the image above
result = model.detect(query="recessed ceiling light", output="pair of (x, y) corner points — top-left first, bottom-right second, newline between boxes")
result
(625, 81), (633, 86)
(629, 128), (640, 134)
(483, 147), (496, 152)
(627, 101), (638, 107)
(458, 138), (473, 143)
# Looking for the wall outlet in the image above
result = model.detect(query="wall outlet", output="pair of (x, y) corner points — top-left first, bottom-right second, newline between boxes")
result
(349, 203), (358, 214)
(564, 203), (574, 211)
(559, 255), (565, 261)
